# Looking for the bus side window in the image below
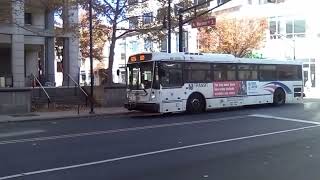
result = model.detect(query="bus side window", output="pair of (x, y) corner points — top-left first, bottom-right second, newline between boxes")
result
(277, 65), (302, 81)
(238, 65), (258, 81)
(259, 65), (277, 81)
(159, 62), (183, 87)
(185, 63), (211, 83)
(213, 64), (236, 81)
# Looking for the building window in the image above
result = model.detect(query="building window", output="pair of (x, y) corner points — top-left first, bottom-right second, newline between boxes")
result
(129, 17), (138, 29)
(194, 0), (210, 8)
(130, 41), (138, 53)
(121, 53), (126, 61)
(286, 19), (306, 38)
(160, 37), (167, 52)
(176, 31), (188, 52)
(269, 17), (281, 39)
(143, 12), (153, 24)
(259, 0), (285, 4)
(25, 13), (32, 25)
(217, 0), (231, 5)
(144, 38), (153, 51)
(128, 0), (139, 5)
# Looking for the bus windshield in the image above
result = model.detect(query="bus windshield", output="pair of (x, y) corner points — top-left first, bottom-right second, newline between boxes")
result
(128, 62), (153, 90)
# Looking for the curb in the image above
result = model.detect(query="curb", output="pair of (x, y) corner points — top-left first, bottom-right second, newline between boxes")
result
(0, 111), (135, 124)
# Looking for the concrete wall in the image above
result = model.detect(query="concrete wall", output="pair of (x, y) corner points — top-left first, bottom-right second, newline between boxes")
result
(103, 85), (127, 107)
(83, 85), (127, 107)
(0, 88), (31, 114)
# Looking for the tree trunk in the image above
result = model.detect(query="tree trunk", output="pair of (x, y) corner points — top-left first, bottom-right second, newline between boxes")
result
(107, 22), (117, 85)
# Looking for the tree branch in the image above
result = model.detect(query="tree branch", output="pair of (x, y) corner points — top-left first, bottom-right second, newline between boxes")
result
(116, 26), (162, 40)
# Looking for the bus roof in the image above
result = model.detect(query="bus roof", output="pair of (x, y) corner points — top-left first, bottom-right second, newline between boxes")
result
(128, 52), (303, 65)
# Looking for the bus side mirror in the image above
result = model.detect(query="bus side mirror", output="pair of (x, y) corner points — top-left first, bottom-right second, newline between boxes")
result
(116, 69), (120, 76)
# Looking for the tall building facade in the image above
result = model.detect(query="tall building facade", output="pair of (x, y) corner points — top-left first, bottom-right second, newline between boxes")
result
(0, 0), (79, 88)
(211, 0), (320, 89)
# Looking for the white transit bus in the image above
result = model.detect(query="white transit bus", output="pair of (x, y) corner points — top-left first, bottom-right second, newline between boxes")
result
(124, 52), (303, 113)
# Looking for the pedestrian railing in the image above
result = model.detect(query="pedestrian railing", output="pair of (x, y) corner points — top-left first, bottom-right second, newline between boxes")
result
(67, 74), (90, 114)
(31, 74), (51, 108)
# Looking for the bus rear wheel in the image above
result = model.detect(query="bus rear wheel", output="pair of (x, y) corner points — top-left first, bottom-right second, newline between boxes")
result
(186, 93), (205, 113)
(273, 88), (286, 106)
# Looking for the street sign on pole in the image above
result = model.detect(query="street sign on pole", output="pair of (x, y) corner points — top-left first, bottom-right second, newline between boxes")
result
(191, 17), (216, 28)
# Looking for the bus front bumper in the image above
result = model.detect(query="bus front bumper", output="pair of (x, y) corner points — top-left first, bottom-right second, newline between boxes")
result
(124, 102), (160, 113)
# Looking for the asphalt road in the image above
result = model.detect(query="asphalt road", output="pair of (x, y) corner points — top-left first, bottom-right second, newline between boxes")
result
(1, 100), (320, 179)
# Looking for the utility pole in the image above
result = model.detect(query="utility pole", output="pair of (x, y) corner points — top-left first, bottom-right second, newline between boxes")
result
(168, 0), (172, 53)
(89, 0), (95, 114)
(293, 38), (296, 60)
(178, 11), (183, 52)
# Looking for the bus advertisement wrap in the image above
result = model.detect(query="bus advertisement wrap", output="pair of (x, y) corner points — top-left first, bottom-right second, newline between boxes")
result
(213, 81), (247, 97)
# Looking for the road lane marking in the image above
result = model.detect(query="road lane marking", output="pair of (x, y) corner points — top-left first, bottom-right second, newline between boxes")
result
(249, 114), (320, 125)
(1, 124), (319, 180)
(0, 115), (247, 145)
(0, 130), (45, 138)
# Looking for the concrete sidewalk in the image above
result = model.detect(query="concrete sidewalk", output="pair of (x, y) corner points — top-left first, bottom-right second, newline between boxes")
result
(0, 107), (132, 123)
(304, 87), (320, 99)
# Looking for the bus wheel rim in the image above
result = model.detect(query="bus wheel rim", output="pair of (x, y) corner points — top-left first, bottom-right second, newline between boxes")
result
(192, 99), (201, 110)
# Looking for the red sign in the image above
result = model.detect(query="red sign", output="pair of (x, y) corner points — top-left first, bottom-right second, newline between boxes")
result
(213, 81), (247, 97)
(191, 17), (216, 28)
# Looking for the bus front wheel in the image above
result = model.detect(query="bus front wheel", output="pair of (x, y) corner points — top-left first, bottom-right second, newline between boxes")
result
(273, 88), (286, 106)
(186, 93), (205, 113)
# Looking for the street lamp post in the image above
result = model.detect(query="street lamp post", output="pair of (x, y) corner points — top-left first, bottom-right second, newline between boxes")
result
(168, 0), (171, 53)
(89, 0), (95, 114)
(293, 38), (296, 60)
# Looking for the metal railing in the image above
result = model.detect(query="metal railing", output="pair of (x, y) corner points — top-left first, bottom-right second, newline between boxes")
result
(67, 74), (89, 113)
(31, 74), (51, 108)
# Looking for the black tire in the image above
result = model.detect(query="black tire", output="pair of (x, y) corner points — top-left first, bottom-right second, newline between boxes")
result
(186, 93), (205, 113)
(273, 88), (286, 106)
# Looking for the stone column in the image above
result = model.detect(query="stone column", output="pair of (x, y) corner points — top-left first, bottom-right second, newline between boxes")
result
(62, 3), (80, 86)
(11, 0), (25, 87)
(45, 10), (55, 85)
(68, 5), (80, 85)
(62, 37), (70, 86)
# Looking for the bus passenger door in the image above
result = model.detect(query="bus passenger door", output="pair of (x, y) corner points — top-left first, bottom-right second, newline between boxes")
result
(158, 62), (185, 113)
